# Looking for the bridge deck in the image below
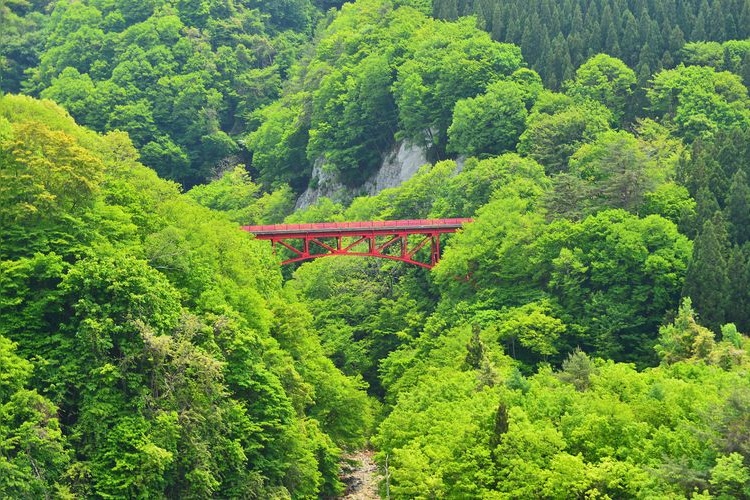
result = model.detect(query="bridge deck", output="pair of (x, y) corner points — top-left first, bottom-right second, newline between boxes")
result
(241, 218), (472, 237)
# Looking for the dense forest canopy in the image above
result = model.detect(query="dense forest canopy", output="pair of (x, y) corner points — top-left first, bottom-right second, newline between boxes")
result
(2, 0), (750, 497)
(433, 0), (750, 89)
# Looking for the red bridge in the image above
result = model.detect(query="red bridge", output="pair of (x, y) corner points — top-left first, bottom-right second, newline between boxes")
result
(241, 218), (472, 268)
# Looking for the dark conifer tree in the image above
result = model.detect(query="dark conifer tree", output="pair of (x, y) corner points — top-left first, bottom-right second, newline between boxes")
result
(711, 210), (732, 257)
(723, 0), (738, 39)
(682, 218), (730, 331)
(567, 32), (586, 69)
(691, 10), (707, 40)
(570, 2), (584, 35)
(585, 20), (602, 57)
(637, 8), (652, 43)
(437, 0), (743, 88)
(668, 25), (686, 54)
(521, 12), (544, 62)
(434, 0), (460, 20)
(695, 187), (721, 229)
(599, 4), (615, 50)
(464, 325), (485, 370)
(505, 4), (522, 42)
(725, 170), (750, 246)
(490, 3), (505, 39)
(647, 20), (664, 66)
(740, 0), (750, 38)
(742, 51), (750, 90)
(604, 21), (620, 55)
(620, 11), (640, 66)
(551, 32), (573, 87)
(708, 0), (727, 40)
(727, 244), (750, 332)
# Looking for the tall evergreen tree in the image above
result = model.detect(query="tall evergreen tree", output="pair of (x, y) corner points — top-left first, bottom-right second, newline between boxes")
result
(740, 0), (750, 38)
(727, 244), (750, 332)
(692, 0), (710, 40)
(695, 187), (721, 229)
(620, 11), (640, 66)
(725, 169), (750, 245)
(682, 218), (730, 331)
(708, 0), (727, 40)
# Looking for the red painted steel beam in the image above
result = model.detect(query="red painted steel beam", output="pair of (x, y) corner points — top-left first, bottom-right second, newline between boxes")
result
(241, 218), (472, 236)
(240, 218), (472, 268)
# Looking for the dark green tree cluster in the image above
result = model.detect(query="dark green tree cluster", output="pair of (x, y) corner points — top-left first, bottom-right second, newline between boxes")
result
(677, 127), (750, 333)
(0, 94), (372, 497)
(246, 0), (523, 189)
(0, 0), (52, 93)
(434, 0), (750, 88)
(1, 0), (338, 187)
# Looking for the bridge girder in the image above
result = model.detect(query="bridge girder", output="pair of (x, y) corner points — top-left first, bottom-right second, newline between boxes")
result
(241, 218), (472, 268)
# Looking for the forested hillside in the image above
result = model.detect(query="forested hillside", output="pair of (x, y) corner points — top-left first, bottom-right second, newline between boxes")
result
(1, 0), (348, 186)
(3, 0), (750, 497)
(433, 0), (750, 88)
(0, 95), (372, 497)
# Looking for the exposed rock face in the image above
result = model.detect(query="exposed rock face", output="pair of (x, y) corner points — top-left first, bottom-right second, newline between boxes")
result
(361, 141), (428, 195)
(294, 157), (343, 210)
(294, 141), (429, 209)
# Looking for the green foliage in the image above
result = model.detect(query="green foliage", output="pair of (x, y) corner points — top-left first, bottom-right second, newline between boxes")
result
(15, 0), (320, 187)
(551, 130), (654, 216)
(376, 329), (750, 498)
(0, 333), (70, 497)
(558, 349), (595, 391)
(6, 4), (750, 499)
(565, 54), (636, 124)
(0, 94), (370, 497)
(496, 301), (566, 361)
(434, 0), (750, 89)
(447, 80), (527, 157)
(438, 205), (690, 365)
(682, 219), (730, 331)
(393, 16), (523, 154)
(681, 39), (750, 86)
(642, 182), (697, 231)
(433, 153), (547, 217)
(518, 95), (611, 174)
(306, 52), (399, 185)
(187, 166), (294, 224)
(648, 64), (750, 142)
(0, 387), (70, 498)
(249, 1), (524, 189)
(710, 452), (750, 498)
(0, 116), (103, 224)
(655, 298), (716, 364)
(246, 97), (311, 190)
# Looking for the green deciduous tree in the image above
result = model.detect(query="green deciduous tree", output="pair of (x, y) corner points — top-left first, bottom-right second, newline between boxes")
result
(496, 301), (566, 362)
(710, 453), (750, 499)
(394, 16), (523, 155)
(566, 130), (653, 213)
(0, 334), (70, 498)
(246, 97), (310, 190)
(518, 96), (611, 174)
(447, 80), (527, 157)
(565, 54), (636, 124)
(648, 65), (750, 142)
(655, 298), (716, 364)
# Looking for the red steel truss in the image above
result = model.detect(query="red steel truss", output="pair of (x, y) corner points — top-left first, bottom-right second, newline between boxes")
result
(241, 218), (472, 268)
